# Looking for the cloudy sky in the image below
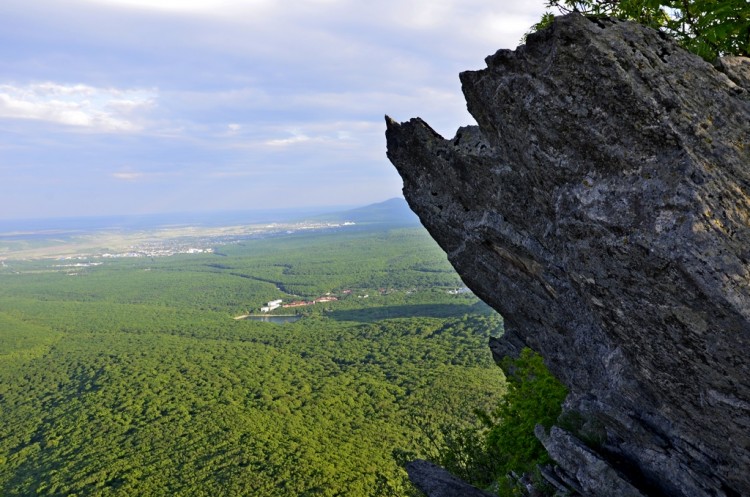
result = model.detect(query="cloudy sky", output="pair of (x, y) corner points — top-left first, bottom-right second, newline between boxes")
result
(1, 0), (547, 220)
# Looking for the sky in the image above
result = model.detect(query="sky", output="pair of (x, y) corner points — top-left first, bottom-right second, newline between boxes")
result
(0, 0), (547, 220)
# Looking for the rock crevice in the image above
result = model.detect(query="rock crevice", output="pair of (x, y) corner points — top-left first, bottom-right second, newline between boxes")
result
(386, 14), (750, 497)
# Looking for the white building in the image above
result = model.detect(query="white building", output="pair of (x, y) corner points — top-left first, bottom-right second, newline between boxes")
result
(261, 299), (283, 313)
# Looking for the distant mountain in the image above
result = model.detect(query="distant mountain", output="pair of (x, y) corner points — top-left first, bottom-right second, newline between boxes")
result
(312, 198), (420, 226)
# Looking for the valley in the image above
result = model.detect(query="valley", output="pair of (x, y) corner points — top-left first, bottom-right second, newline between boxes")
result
(0, 211), (505, 496)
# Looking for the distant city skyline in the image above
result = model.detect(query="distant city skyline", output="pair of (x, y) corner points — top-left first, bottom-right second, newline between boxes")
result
(0, 0), (547, 220)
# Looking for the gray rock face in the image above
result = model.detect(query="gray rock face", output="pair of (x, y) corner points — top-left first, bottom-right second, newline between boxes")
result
(715, 56), (750, 93)
(385, 14), (750, 497)
(536, 426), (647, 497)
(406, 460), (496, 497)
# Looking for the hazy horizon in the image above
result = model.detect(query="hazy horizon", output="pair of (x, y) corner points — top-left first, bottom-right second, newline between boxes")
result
(0, 197), (414, 234)
(1, 0), (547, 219)
(0, 200), (367, 225)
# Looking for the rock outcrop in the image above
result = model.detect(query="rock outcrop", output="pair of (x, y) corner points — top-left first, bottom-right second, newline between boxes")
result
(406, 460), (496, 497)
(386, 14), (750, 497)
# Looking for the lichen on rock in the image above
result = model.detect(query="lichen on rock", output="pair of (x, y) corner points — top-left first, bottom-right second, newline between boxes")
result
(386, 14), (750, 497)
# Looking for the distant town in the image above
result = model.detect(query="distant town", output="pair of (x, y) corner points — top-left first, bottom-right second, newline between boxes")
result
(0, 220), (357, 263)
(91, 221), (357, 260)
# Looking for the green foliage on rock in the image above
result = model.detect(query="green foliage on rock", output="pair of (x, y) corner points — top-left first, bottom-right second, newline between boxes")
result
(420, 348), (568, 495)
(482, 349), (568, 484)
(542, 0), (749, 60)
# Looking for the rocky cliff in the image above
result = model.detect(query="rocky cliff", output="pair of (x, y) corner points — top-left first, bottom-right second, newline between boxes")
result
(386, 14), (750, 497)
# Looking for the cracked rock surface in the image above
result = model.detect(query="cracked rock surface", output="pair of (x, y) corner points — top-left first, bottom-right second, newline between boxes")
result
(386, 14), (750, 497)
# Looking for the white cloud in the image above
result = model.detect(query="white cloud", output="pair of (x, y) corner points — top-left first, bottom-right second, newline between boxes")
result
(225, 123), (243, 136)
(259, 120), (384, 149)
(265, 131), (314, 147)
(0, 82), (156, 132)
(206, 169), (265, 179)
(111, 171), (144, 181)
(82, 0), (273, 14)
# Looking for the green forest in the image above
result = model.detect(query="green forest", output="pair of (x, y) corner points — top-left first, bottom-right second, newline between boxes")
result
(0, 224), (507, 496)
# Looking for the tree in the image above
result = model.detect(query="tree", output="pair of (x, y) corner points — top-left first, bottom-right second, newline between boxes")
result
(540, 0), (750, 60)
(423, 348), (568, 495)
(479, 349), (568, 485)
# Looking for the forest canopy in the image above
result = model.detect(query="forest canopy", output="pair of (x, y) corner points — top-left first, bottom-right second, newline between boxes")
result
(0, 226), (506, 497)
